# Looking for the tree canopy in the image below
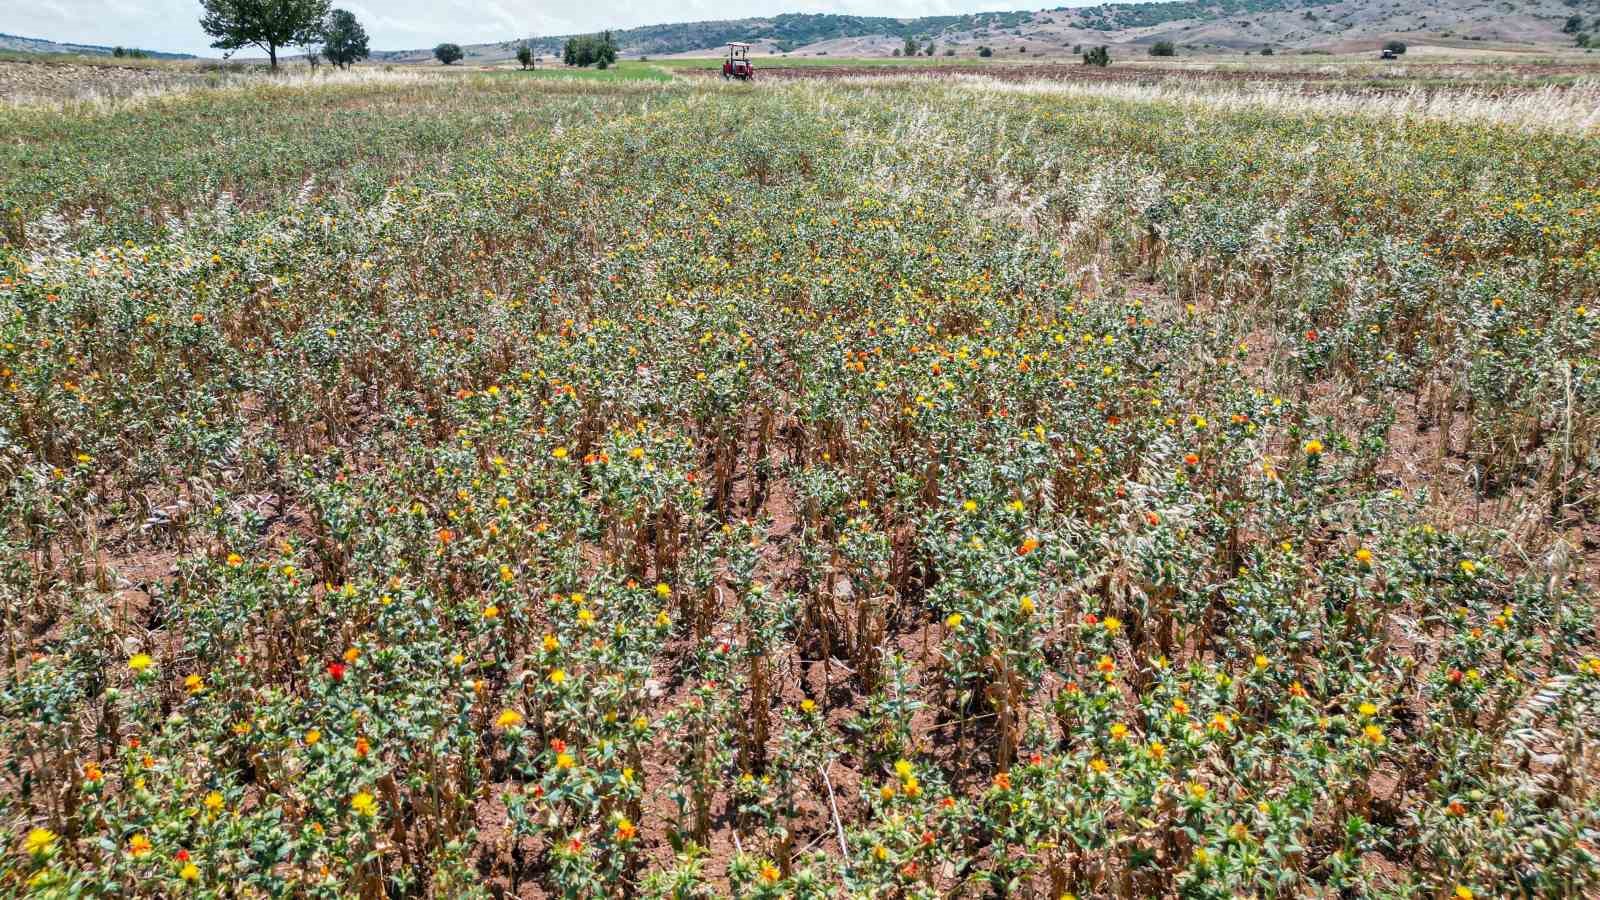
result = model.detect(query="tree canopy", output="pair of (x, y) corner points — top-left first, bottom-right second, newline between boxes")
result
(199, 0), (330, 70)
(320, 8), (369, 69)
(561, 33), (617, 68)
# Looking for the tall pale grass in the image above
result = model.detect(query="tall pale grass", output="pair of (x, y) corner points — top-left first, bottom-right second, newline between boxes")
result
(948, 75), (1600, 135)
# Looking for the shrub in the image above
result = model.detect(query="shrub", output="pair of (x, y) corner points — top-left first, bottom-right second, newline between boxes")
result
(1149, 40), (1176, 56)
(1384, 40), (1408, 54)
(977, 45), (993, 57)
(1082, 44), (1110, 66)
(434, 42), (463, 65)
(516, 43), (533, 69)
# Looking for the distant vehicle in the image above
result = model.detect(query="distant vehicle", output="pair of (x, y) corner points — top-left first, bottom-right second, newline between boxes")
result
(723, 42), (754, 80)
(1380, 48), (1398, 59)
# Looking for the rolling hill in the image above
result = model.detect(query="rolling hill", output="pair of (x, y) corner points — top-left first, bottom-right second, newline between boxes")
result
(3, 0), (1593, 67)
(373, 0), (1598, 63)
(0, 32), (195, 59)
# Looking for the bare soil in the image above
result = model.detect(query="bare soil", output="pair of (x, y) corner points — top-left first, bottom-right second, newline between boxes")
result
(0, 58), (210, 103)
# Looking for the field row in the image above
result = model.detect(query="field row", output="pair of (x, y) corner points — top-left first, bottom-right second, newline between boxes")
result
(1, 75), (1598, 897)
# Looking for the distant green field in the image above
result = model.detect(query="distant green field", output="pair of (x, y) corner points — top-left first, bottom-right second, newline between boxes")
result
(502, 60), (673, 82)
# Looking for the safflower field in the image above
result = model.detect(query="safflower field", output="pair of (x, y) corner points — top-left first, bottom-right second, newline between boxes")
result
(2, 67), (1599, 897)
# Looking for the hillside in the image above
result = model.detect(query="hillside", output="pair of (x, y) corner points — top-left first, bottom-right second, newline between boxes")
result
(376, 0), (1597, 63)
(0, 32), (194, 59)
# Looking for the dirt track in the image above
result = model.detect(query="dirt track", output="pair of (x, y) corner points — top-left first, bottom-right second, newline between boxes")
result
(686, 62), (1339, 84)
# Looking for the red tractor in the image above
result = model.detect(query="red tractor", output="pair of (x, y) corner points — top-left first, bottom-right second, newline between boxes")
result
(722, 42), (754, 80)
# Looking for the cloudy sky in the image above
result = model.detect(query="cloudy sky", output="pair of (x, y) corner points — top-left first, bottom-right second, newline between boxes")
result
(5, 0), (1048, 56)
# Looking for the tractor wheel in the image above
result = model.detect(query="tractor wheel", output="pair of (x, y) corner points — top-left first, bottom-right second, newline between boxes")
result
(722, 72), (730, 80)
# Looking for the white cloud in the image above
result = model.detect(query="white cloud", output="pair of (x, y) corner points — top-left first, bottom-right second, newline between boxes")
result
(2, 0), (1070, 57)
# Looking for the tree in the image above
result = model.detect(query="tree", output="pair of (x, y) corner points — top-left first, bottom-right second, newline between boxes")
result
(1384, 40), (1408, 54)
(903, 36), (919, 57)
(1082, 44), (1110, 66)
(516, 43), (533, 69)
(434, 43), (463, 65)
(1260, 46), (1275, 55)
(199, 0), (330, 70)
(1149, 40), (1176, 57)
(977, 45), (993, 57)
(1563, 15), (1584, 33)
(560, 33), (616, 68)
(319, 8), (368, 69)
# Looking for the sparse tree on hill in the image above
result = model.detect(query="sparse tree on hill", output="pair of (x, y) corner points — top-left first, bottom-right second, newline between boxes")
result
(1563, 15), (1583, 34)
(1149, 40), (1176, 56)
(434, 43), (464, 65)
(903, 36), (919, 57)
(319, 8), (369, 69)
(199, 0), (330, 70)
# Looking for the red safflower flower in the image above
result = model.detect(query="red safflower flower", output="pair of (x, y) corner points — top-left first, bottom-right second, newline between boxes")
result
(326, 661), (346, 681)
